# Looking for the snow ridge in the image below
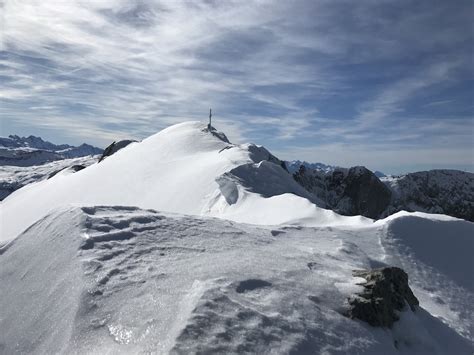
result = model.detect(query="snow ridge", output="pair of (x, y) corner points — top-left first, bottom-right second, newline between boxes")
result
(1, 206), (472, 354)
(0, 121), (370, 244)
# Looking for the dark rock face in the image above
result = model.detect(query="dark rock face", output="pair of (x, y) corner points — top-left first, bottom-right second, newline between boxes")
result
(293, 165), (392, 219)
(292, 163), (474, 221)
(99, 140), (137, 162)
(340, 167), (392, 219)
(381, 170), (474, 222)
(48, 164), (85, 179)
(202, 125), (230, 143)
(348, 267), (419, 327)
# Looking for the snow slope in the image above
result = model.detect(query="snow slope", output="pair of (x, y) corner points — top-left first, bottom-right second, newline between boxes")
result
(0, 155), (98, 200)
(0, 206), (471, 354)
(0, 122), (371, 244)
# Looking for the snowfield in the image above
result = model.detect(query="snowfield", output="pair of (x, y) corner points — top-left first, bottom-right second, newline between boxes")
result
(0, 206), (472, 354)
(0, 155), (99, 200)
(0, 122), (472, 354)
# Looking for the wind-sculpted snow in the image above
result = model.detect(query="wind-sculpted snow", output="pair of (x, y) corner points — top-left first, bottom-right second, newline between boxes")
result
(216, 160), (322, 205)
(378, 212), (474, 341)
(0, 121), (370, 244)
(0, 206), (472, 354)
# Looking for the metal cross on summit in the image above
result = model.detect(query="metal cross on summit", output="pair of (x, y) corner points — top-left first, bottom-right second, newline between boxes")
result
(208, 108), (212, 129)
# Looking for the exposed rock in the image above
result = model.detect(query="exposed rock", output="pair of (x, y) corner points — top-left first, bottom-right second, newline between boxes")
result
(48, 164), (85, 179)
(293, 165), (392, 219)
(348, 267), (419, 327)
(99, 140), (137, 162)
(381, 170), (474, 222)
(285, 160), (337, 174)
(202, 125), (230, 143)
(292, 163), (473, 222)
(338, 166), (392, 219)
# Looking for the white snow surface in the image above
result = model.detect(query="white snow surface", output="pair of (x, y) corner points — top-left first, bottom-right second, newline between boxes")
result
(0, 122), (371, 244)
(0, 155), (98, 200)
(0, 205), (471, 354)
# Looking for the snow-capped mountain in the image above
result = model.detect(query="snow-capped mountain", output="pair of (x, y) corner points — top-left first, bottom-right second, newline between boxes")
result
(0, 122), (368, 245)
(0, 122), (472, 353)
(0, 134), (103, 166)
(285, 160), (338, 174)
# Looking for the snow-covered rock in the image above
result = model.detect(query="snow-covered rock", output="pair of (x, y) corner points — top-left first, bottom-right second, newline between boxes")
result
(99, 140), (137, 162)
(381, 170), (474, 221)
(292, 164), (473, 222)
(349, 267), (419, 327)
(285, 160), (338, 174)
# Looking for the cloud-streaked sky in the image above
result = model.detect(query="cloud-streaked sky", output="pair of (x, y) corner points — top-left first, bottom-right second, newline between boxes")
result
(1, 0), (473, 174)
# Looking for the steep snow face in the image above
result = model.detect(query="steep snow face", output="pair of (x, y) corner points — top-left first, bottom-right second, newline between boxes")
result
(0, 122), (372, 244)
(0, 206), (471, 354)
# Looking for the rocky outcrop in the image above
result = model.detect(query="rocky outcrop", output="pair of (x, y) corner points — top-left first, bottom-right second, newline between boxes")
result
(293, 165), (392, 219)
(292, 163), (474, 222)
(98, 140), (137, 162)
(48, 164), (85, 179)
(203, 125), (230, 143)
(348, 267), (419, 327)
(339, 167), (392, 219)
(381, 170), (474, 222)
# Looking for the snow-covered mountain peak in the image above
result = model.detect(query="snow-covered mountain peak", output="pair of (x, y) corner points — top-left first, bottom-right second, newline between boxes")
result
(1, 121), (473, 353)
(1, 121), (371, 244)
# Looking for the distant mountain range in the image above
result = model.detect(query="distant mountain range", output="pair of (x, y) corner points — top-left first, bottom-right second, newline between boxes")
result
(0, 135), (103, 166)
(285, 160), (339, 174)
(285, 160), (387, 178)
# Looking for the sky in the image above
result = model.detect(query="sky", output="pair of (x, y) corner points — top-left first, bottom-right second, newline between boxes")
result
(0, 0), (473, 174)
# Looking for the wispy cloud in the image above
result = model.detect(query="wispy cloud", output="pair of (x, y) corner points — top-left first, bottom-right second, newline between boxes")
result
(1, 0), (472, 173)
